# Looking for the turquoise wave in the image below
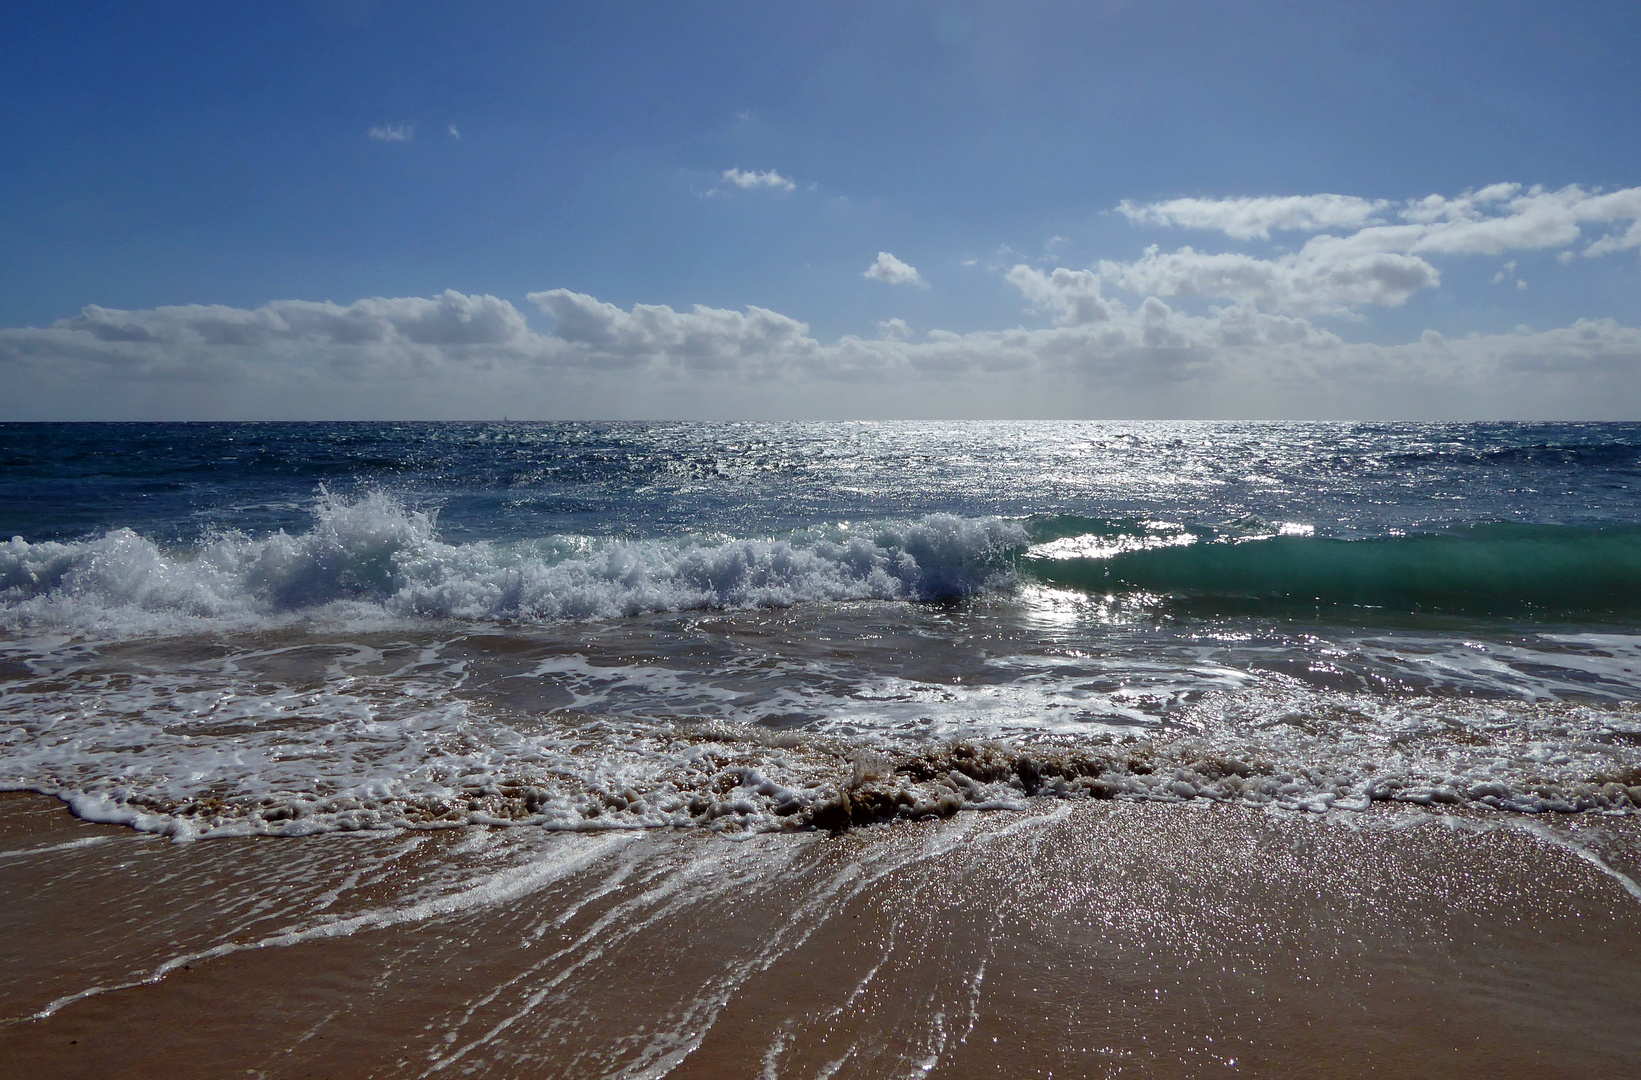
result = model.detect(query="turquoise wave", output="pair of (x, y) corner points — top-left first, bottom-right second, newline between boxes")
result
(1020, 522), (1641, 615)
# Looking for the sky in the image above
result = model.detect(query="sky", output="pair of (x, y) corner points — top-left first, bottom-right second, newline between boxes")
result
(2, 0), (1639, 420)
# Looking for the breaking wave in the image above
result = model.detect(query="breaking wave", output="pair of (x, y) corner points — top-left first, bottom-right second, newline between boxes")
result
(10, 497), (1641, 635)
(0, 491), (1025, 634)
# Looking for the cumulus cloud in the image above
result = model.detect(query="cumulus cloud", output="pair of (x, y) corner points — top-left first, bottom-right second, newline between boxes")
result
(527, 290), (820, 375)
(367, 124), (414, 143)
(1118, 194), (1390, 240)
(2, 284), (1638, 419)
(1098, 243), (1440, 316)
(3, 183), (1638, 420)
(1121, 183), (1641, 259)
(1006, 266), (1112, 325)
(718, 167), (796, 192)
(57, 291), (532, 349)
(0, 294), (531, 418)
(864, 252), (925, 286)
(1399, 182), (1522, 224)
(1309, 185), (1641, 263)
(1099, 182), (1641, 318)
(1583, 218), (1641, 258)
(1387, 182), (1641, 256)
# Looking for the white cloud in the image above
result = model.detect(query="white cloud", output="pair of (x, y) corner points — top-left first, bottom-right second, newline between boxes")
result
(1123, 184), (1641, 261)
(1096, 243), (1439, 316)
(1393, 191), (1581, 255)
(1584, 219), (1641, 257)
(447, 123), (460, 139)
(1099, 182), (1641, 318)
(1006, 266), (1112, 325)
(367, 124), (414, 143)
(719, 167), (796, 192)
(864, 252), (925, 286)
(1308, 185), (1630, 260)
(527, 290), (819, 375)
(1118, 194), (1390, 240)
(0, 291), (553, 417)
(3, 184), (1638, 419)
(55, 291), (531, 349)
(3, 286), (1638, 419)
(1399, 182), (1520, 224)
(996, 272), (1341, 352)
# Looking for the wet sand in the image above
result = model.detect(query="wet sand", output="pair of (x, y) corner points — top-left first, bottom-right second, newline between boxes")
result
(2, 791), (1639, 1078)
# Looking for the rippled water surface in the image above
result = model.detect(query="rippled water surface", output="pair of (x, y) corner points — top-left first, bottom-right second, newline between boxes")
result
(2, 421), (1639, 837)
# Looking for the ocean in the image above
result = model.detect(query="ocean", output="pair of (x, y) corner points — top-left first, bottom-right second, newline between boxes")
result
(3, 421), (1640, 1076)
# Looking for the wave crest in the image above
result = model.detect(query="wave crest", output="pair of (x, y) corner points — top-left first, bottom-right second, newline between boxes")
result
(1, 491), (1026, 633)
(1023, 519), (1641, 615)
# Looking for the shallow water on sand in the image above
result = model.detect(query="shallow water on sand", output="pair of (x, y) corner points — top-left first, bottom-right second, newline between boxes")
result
(2, 794), (1638, 1078)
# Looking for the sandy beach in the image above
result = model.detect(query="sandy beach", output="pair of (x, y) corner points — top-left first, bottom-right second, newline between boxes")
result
(8, 0), (1641, 1067)
(3, 792), (1637, 1078)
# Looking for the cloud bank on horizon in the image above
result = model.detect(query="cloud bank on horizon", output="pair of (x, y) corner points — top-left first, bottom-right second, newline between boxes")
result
(4, 182), (1639, 420)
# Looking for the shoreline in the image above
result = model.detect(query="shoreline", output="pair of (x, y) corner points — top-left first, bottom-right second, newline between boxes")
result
(3, 792), (1639, 1077)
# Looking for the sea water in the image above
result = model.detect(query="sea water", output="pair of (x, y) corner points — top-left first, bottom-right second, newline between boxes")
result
(2, 421), (1639, 840)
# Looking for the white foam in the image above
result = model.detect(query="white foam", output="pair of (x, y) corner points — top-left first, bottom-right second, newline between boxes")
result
(1, 491), (1027, 637)
(0, 834), (112, 861)
(32, 829), (637, 1020)
(3, 613), (1639, 840)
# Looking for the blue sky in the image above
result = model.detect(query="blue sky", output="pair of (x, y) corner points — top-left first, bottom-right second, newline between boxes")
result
(3, 0), (1640, 419)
